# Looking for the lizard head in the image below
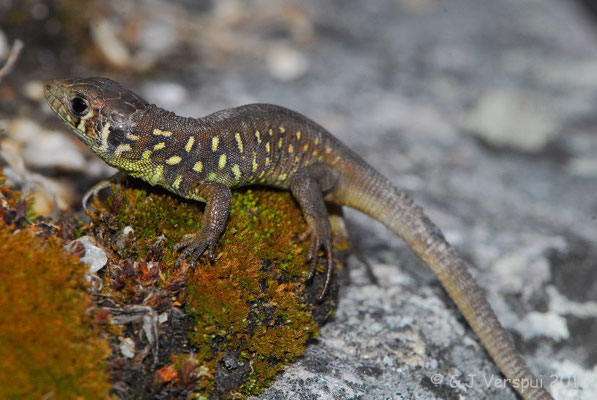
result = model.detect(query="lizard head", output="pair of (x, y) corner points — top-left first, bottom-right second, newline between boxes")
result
(44, 77), (149, 162)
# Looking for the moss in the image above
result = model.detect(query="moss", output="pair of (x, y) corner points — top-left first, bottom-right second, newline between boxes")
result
(0, 171), (28, 227)
(0, 167), (340, 399)
(0, 189), (112, 399)
(87, 183), (335, 398)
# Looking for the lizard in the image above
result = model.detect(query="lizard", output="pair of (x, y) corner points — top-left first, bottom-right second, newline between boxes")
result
(44, 77), (554, 400)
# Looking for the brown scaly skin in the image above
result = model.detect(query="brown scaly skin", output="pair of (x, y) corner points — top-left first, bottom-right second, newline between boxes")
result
(44, 77), (554, 400)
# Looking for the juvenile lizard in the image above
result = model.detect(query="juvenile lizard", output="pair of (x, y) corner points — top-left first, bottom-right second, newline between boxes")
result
(44, 77), (554, 400)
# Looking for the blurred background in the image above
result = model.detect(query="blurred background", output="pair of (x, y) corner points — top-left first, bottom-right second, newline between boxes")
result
(1, 0), (597, 398)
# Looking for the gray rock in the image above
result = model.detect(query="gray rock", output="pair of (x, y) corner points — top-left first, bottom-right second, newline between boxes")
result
(22, 131), (86, 171)
(461, 89), (560, 153)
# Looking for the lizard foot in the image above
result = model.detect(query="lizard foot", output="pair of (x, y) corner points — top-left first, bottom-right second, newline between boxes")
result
(299, 225), (334, 302)
(82, 172), (127, 212)
(174, 232), (218, 266)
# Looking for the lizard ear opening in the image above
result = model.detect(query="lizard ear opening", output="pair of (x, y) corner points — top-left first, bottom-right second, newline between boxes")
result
(107, 128), (126, 148)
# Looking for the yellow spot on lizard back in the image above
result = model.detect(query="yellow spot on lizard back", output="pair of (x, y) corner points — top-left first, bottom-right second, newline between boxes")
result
(193, 161), (203, 173)
(153, 128), (173, 137)
(278, 173), (287, 181)
(231, 164), (241, 180)
(252, 153), (258, 172)
(268, 128), (274, 136)
(279, 126), (285, 133)
(325, 147), (332, 154)
(172, 175), (182, 189)
(265, 142), (270, 153)
(288, 144), (294, 153)
(166, 155), (182, 165)
(314, 137), (320, 145)
(296, 131), (301, 140)
(218, 153), (227, 169)
(142, 150), (152, 160)
(212, 136), (219, 151)
(303, 143), (309, 151)
(278, 137), (283, 149)
(265, 156), (270, 166)
(185, 136), (195, 152)
(154, 142), (166, 150)
(235, 133), (244, 153)
(255, 130), (261, 143)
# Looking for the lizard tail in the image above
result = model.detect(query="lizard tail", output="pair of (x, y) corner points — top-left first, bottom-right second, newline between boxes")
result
(332, 163), (553, 400)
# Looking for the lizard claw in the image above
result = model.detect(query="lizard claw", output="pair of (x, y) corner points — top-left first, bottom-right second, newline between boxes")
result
(82, 172), (127, 212)
(82, 180), (114, 212)
(174, 233), (218, 266)
(300, 225), (334, 302)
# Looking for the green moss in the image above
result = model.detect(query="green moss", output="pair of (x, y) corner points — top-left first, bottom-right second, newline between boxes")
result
(0, 185), (112, 399)
(87, 184), (329, 398)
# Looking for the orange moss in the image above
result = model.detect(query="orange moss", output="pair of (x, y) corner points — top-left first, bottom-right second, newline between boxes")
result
(0, 219), (112, 399)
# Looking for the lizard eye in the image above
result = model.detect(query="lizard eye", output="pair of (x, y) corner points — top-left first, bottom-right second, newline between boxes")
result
(70, 96), (90, 117)
(107, 128), (126, 148)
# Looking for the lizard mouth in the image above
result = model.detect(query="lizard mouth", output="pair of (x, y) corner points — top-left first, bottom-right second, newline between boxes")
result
(44, 80), (70, 124)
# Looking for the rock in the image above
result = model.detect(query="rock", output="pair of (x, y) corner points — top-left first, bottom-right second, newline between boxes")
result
(518, 312), (569, 341)
(22, 131), (86, 172)
(0, 140), (78, 213)
(142, 82), (188, 109)
(65, 236), (108, 275)
(461, 89), (560, 153)
(90, 19), (132, 69)
(8, 118), (45, 144)
(119, 337), (136, 358)
(0, 30), (8, 60)
(22, 80), (45, 102)
(266, 44), (309, 81)
(566, 157), (597, 178)
(7, 118), (86, 172)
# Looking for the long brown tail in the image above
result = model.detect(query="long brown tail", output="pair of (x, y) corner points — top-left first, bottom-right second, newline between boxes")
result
(332, 161), (553, 400)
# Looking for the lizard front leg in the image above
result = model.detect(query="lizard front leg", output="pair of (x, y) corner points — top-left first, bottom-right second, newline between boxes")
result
(174, 181), (231, 264)
(290, 166), (338, 301)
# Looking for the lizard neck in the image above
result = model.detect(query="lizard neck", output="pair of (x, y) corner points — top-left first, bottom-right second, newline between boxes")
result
(135, 105), (204, 137)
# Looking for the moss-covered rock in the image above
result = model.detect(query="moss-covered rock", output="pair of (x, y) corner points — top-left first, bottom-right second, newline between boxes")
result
(0, 167), (344, 399)
(85, 182), (343, 399)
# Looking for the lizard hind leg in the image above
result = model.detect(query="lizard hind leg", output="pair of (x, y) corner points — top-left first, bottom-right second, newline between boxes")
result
(290, 165), (339, 301)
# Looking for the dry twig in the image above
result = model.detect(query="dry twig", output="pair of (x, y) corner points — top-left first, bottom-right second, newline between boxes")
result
(0, 39), (24, 82)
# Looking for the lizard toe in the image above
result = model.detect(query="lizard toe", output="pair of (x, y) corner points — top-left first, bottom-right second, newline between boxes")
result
(175, 233), (219, 266)
(317, 240), (334, 302)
